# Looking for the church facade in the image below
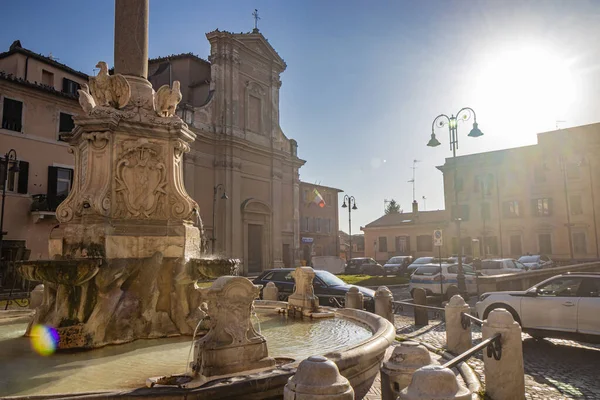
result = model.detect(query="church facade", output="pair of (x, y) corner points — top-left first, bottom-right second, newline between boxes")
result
(148, 29), (305, 274)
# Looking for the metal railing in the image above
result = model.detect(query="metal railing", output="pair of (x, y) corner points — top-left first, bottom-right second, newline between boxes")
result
(442, 332), (502, 369)
(460, 312), (483, 329)
(392, 300), (445, 319)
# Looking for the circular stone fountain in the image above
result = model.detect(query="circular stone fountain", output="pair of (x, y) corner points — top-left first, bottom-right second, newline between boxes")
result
(0, 271), (395, 399)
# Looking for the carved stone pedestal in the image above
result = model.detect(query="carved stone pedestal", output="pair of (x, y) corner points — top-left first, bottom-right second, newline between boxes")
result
(51, 110), (200, 261)
(192, 277), (276, 380)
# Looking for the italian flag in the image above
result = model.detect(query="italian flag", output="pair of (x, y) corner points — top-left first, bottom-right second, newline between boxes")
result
(308, 188), (326, 208)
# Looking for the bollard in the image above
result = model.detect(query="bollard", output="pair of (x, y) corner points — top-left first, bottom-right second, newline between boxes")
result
(399, 365), (471, 400)
(283, 355), (354, 399)
(29, 284), (44, 309)
(381, 343), (433, 399)
(445, 285), (459, 302)
(345, 286), (364, 310)
(375, 286), (394, 323)
(262, 282), (279, 301)
(445, 295), (471, 354)
(412, 288), (428, 326)
(482, 309), (525, 400)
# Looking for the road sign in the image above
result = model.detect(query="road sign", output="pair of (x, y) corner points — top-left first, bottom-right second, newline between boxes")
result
(301, 237), (314, 244)
(433, 230), (443, 247)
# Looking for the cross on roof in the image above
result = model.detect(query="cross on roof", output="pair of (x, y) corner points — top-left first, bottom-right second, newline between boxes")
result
(252, 9), (260, 33)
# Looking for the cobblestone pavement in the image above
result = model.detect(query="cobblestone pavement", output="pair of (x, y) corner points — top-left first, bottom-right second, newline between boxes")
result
(391, 313), (600, 400)
(363, 284), (600, 399)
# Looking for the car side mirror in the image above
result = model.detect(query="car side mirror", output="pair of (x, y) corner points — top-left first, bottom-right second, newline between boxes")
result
(526, 288), (538, 297)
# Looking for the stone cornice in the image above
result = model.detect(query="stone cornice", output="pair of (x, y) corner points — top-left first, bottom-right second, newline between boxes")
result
(192, 127), (305, 168)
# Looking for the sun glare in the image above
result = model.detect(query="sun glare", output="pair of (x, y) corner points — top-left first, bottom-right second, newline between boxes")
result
(475, 44), (575, 137)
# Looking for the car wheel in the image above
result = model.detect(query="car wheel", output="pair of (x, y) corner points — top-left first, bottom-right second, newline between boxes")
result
(483, 303), (521, 325)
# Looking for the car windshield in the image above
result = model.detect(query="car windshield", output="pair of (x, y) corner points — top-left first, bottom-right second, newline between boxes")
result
(413, 257), (433, 264)
(387, 257), (403, 263)
(519, 256), (540, 263)
(414, 266), (441, 275)
(316, 271), (346, 286)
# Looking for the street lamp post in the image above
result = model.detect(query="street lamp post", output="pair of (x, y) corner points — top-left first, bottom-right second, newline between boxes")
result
(427, 108), (483, 297)
(0, 149), (19, 283)
(211, 184), (228, 254)
(341, 195), (357, 261)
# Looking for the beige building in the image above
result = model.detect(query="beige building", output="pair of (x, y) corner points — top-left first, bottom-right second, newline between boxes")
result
(339, 231), (365, 260)
(298, 182), (341, 264)
(438, 123), (600, 262)
(1, 29), (311, 275)
(363, 123), (600, 263)
(0, 40), (86, 264)
(362, 202), (450, 263)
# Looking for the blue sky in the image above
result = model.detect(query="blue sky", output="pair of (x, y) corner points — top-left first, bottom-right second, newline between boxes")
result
(3, 0), (600, 234)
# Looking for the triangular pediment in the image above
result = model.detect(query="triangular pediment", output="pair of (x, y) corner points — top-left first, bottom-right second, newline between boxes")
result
(236, 35), (284, 65)
(206, 29), (286, 72)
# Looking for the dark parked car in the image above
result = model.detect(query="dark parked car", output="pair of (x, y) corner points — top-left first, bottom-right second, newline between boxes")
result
(344, 257), (385, 275)
(253, 268), (375, 311)
(518, 254), (553, 270)
(383, 256), (413, 275)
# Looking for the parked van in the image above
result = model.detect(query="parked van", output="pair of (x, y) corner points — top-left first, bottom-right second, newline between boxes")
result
(311, 256), (346, 274)
(479, 259), (527, 276)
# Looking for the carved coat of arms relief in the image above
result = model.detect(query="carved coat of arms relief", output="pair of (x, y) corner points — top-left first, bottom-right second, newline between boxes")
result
(115, 139), (167, 219)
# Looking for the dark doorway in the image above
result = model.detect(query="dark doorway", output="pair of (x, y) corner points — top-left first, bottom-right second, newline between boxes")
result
(282, 244), (291, 267)
(248, 224), (263, 273)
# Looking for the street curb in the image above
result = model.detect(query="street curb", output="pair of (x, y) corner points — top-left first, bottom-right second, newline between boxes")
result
(414, 340), (483, 397)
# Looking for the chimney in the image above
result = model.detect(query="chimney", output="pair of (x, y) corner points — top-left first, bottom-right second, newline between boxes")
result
(412, 200), (418, 214)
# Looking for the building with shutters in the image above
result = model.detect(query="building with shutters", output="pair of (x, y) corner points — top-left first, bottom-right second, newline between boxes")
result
(362, 123), (600, 264)
(437, 123), (600, 262)
(362, 202), (450, 263)
(298, 182), (342, 264)
(0, 40), (86, 265)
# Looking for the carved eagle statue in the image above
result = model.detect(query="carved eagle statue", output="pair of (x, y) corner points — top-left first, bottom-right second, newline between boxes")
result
(154, 81), (182, 117)
(88, 61), (130, 109)
(77, 83), (96, 113)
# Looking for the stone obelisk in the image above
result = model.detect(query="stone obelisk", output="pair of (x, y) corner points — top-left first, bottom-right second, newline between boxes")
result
(114, 0), (149, 79)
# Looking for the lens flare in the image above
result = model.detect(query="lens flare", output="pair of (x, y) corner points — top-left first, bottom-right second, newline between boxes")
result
(30, 325), (59, 356)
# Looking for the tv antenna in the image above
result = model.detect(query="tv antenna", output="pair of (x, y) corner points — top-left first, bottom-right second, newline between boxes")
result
(408, 159), (421, 201)
(422, 195), (427, 211)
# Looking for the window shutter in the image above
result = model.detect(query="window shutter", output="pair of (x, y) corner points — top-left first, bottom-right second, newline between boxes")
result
(17, 160), (29, 194)
(531, 199), (538, 216)
(47, 166), (59, 200)
(548, 198), (553, 215)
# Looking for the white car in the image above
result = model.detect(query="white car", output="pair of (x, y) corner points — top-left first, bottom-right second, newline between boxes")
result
(409, 263), (479, 298)
(475, 272), (600, 343)
(479, 258), (527, 276)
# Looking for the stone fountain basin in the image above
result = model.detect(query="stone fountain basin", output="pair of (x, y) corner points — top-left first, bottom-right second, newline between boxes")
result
(17, 259), (102, 286)
(0, 303), (394, 400)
